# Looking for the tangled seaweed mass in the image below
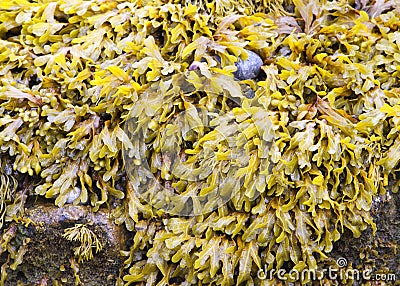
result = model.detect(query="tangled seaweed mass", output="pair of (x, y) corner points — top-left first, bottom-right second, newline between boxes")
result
(0, 0), (400, 284)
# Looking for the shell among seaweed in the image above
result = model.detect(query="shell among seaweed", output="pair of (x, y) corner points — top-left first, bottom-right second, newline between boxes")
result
(233, 50), (263, 80)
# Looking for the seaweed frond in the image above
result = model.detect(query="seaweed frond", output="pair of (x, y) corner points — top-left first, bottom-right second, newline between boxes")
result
(0, 160), (17, 230)
(62, 224), (103, 263)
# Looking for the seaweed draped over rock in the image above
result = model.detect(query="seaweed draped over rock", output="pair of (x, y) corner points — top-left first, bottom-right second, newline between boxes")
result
(0, 0), (399, 285)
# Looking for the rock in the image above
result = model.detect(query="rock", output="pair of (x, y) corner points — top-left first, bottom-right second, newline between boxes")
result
(233, 50), (263, 80)
(240, 84), (255, 99)
(327, 191), (400, 285)
(190, 50), (263, 81)
(0, 204), (127, 286)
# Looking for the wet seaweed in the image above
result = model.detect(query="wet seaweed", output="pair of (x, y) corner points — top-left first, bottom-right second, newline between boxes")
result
(0, 0), (399, 285)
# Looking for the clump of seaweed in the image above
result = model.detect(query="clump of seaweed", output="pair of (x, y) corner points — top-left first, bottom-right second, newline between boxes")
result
(0, 223), (30, 285)
(0, 159), (18, 230)
(0, 0), (399, 285)
(62, 223), (103, 263)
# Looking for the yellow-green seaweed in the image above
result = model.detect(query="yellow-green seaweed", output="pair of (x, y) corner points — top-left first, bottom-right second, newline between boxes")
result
(0, 0), (399, 285)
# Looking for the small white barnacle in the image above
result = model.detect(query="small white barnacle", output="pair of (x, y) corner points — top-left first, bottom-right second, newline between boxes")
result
(66, 186), (81, 204)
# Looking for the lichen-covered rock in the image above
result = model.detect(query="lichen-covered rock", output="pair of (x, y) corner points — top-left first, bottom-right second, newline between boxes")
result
(327, 191), (400, 285)
(0, 204), (127, 286)
(233, 50), (263, 80)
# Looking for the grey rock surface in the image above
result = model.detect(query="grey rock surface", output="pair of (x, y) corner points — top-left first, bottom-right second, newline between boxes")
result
(0, 204), (127, 286)
(328, 191), (399, 285)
